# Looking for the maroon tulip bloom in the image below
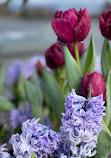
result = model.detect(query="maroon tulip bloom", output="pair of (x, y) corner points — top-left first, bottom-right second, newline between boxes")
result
(100, 10), (111, 40)
(35, 60), (45, 76)
(52, 8), (91, 43)
(45, 42), (64, 69)
(67, 42), (85, 58)
(81, 71), (106, 101)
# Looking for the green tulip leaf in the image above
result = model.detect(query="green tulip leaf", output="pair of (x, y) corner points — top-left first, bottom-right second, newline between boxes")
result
(0, 96), (14, 112)
(30, 72), (43, 105)
(0, 124), (7, 141)
(0, 66), (5, 94)
(93, 130), (111, 158)
(101, 120), (111, 137)
(24, 80), (43, 120)
(80, 51), (86, 69)
(87, 87), (91, 98)
(17, 77), (26, 101)
(104, 69), (111, 126)
(82, 36), (96, 75)
(64, 84), (70, 98)
(101, 39), (111, 80)
(63, 45), (82, 93)
(42, 67), (65, 121)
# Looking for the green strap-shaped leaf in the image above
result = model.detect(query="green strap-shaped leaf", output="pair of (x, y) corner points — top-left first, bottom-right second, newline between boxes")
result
(87, 87), (91, 98)
(104, 69), (111, 126)
(0, 66), (5, 94)
(31, 154), (36, 158)
(101, 120), (111, 137)
(101, 39), (111, 80)
(82, 36), (96, 75)
(30, 72), (43, 105)
(93, 120), (111, 158)
(17, 77), (26, 101)
(63, 45), (82, 93)
(0, 96), (14, 112)
(80, 52), (86, 70)
(42, 67), (65, 121)
(0, 124), (7, 141)
(24, 81), (43, 120)
(93, 130), (111, 158)
(64, 84), (70, 98)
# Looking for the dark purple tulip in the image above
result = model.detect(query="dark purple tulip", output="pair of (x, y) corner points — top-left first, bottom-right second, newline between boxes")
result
(52, 8), (91, 43)
(100, 10), (111, 40)
(45, 42), (85, 69)
(81, 71), (106, 101)
(45, 42), (64, 69)
(67, 42), (85, 58)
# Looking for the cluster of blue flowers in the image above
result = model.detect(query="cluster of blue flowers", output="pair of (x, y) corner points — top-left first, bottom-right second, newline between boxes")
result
(6, 60), (23, 87)
(7, 89), (105, 158)
(59, 89), (106, 157)
(6, 55), (45, 87)
(10, 118), (61, 158)
(0, 144), (11, 158)
(10, 102), (32, 129)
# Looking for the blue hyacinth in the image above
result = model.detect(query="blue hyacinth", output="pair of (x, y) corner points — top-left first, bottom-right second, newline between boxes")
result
(10, 118), (61, 158)
(58, 89), (106, 158)
(10, 89), (106, 158)
(0, 144), (11, 158)
(10, 102), (32, 129)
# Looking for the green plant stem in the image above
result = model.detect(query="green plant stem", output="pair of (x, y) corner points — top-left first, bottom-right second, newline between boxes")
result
(55, 67), (66, 92)
(74, 42), (80, 69)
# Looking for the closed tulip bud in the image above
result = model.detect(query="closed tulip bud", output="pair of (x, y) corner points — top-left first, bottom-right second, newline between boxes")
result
(45, 42), (64, 69)
(100, 10), (111, 40)
(52, 8), (91, 43)
(67, 42), (85, 58)
(35, 60), (45, 76)
(81, 71), (106, 101)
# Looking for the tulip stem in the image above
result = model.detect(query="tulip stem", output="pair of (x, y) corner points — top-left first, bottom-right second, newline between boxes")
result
(74, 42), (80, 69)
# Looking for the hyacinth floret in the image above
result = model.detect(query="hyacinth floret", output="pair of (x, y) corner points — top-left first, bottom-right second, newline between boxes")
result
(10, 118), (61, 158)
(6, 60), (22, 87)
(10, 102), (32, 129)
(59, 89), (106, 158)
(0, 144), (11, 158)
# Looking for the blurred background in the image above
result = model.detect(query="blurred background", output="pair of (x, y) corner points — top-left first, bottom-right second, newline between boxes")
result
(0, 0), (110, 65)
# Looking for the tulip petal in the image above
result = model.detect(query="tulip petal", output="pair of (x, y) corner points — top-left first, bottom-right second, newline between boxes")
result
(73, 8), (91, 41)
(52, 19), (74, 43)
(81, 71), (106, 101)
(45, 42), (64, 69)
(100, 15), (110, 39)
(63, 9), (78, 27)
(55, 10), (63, 18)
(100, 10), (111, 40)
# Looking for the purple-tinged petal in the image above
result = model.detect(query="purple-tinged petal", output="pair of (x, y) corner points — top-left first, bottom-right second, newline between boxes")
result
(52, 19), (74, 43)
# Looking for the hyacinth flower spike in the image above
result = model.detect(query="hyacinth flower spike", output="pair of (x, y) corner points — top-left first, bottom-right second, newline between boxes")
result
(56, 89), (106, 158)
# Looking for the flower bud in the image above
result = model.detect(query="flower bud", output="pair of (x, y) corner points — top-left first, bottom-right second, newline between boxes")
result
(35, 60), (45, 76)
(67, 42), (84, 58)
(45, 42), (64, 69)
(100, 10), (111, 40)
(52, 8), (91, 43)
(81, 71), (106, 101)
